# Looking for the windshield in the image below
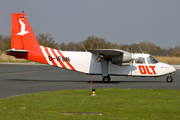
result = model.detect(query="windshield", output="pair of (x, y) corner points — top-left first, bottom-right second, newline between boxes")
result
(147, 56), (158, 64)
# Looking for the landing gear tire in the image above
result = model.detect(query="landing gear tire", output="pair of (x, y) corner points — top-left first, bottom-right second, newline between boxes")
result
(103, 76), (111, 83)
(166, 75), (173, 83)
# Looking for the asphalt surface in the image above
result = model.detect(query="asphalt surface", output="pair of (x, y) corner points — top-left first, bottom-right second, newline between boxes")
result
(0, 63), (180, 99)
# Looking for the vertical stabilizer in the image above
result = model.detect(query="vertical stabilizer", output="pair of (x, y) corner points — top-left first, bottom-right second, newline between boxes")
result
(6, 12), (86, 73)
(11, 12), (39, 51)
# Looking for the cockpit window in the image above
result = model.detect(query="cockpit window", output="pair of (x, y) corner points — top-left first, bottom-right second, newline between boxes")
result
(147, 56), (158, 64)
(135, 57), (145, 64)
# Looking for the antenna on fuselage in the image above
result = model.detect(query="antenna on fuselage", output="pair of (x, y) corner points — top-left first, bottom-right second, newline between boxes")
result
(81, 45), (87, 52)
(56, 45), (61, 51)
(132, 43), (135, 55)
(136, 44), (144, 54)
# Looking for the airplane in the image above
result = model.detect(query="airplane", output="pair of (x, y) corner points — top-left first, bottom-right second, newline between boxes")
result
(5, 12), (176, 83)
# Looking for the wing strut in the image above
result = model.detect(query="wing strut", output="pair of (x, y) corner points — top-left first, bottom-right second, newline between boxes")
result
(101, 58), (111, 83)
(101, 58), (108, 77)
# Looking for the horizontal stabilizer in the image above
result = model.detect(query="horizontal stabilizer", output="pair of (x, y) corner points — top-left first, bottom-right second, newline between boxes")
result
(4, 49), (28, 53)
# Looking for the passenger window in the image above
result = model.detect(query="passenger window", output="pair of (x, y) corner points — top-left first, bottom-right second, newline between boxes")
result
(135, 57), (145, 64)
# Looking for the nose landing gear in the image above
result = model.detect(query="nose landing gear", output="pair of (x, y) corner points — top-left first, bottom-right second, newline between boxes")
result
(166, 74), (173, 83)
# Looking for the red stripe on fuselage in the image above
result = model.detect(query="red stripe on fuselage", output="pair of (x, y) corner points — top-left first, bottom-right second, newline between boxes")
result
(44, 47), (57, 67)
(57, 50), (76, 71)
(50, 48), (67, 69)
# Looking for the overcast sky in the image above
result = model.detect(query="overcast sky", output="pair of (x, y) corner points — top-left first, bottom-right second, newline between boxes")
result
(1, 0), (180, 48)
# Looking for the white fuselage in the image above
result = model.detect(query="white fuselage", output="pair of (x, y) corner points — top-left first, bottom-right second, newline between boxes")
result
(59, 51), (176, 77)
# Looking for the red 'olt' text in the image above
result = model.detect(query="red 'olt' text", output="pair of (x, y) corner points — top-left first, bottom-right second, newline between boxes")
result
(138, 66), (156, 75)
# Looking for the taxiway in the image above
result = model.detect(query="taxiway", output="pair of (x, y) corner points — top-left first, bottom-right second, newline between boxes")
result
(0, 63), (179, 99)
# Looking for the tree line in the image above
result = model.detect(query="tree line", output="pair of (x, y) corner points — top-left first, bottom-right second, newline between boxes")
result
(0, 33), (180, 57)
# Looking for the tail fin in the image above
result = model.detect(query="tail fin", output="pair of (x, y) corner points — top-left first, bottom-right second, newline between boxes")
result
(5, 12), (43, 61)
(11, 12), (39, 50)
(5, 12), (77, 72)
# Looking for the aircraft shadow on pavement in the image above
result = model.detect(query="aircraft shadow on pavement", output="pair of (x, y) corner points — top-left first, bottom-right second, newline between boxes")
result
(6, 79), (164, 84)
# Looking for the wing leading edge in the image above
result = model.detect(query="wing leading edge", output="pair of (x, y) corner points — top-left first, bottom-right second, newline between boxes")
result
(88, 49), (129, 57)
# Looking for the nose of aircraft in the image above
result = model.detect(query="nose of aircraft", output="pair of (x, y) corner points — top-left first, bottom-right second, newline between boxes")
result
(166, 64), (176, 73)
(158, 62), (176, 74)
(171, 65), (176, 73)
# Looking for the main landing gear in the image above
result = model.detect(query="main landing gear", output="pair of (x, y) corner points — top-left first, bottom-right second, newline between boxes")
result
(166, 74), (173, 83)
(102, 76), (111, 83)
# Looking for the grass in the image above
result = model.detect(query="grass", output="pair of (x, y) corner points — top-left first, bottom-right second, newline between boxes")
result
(0, 88), (180, 120)
(154, 56), (180, 64)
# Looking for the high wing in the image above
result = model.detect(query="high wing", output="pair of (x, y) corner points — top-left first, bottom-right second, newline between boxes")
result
(88, 49), (132, 64)
(88, 49), (124, 56)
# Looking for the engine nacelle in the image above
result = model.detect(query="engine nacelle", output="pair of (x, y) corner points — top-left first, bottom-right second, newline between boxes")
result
(111, 53), (132, 65)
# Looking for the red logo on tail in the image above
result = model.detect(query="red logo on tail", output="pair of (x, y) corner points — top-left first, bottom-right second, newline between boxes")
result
(17, 19), (29, 35)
